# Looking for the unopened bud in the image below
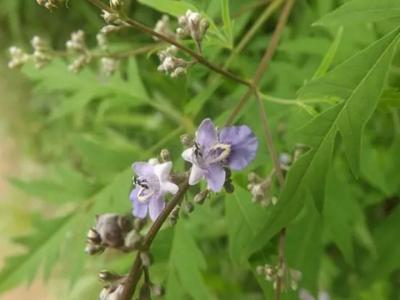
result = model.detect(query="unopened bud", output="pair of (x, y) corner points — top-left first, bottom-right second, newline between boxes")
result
(151, 285), (165, 297)
(194, 190), (208, 204)
(160, 149), (171, 162)
(184, 201), (194, 213)
(180, 134), (193, 147)
(99, 270), (123, 283)
(140, 252), (151, 267)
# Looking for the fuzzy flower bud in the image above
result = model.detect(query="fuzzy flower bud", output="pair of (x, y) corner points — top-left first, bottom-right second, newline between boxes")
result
(176, 10), (209, 49)
(100, 284), (124, 300)
(101, 25), (122, 34)
(66, 30), (86, 52)
(102, 10), (120, 24)
(153, 15), (174, 40)
(36, 0), (60, 9)
(100, 57), (120, 76)
(110, 0), (124, 9)
(68, 54), (91, 73)
(8, 47), (29, 69)
(157, 46), (190, 78)
(31, 36), (52, 69)
(194, 189), (209, 205)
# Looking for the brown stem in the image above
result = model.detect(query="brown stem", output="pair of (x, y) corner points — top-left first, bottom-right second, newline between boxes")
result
(226, 2), (295, 299)
(86, 0), (252, 87)
(255, 92), (285, 186)
(120, 180), (189, 300)
(225, 0), (295, 125)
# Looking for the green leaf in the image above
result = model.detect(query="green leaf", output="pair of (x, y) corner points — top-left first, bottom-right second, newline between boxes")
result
(221, 0), (233, 47)
(315, 0), (400, 27)
(225, 186), (266, 265)
(286, 198), (323, 293)
(300, 27), (400, 176)
(9, 166), (95, 203)
(0, 214), (74, 292)
(167, 222), (212, 300)
(311, 27), (343, 80)
(247, 27), (400, 256)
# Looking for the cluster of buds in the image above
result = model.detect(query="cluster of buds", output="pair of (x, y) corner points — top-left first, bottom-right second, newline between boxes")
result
(85, 213), (142, 255)
(8, 36), (53, 70)
(176, 10), (209, 51)
(157, 46), (191, 77)
(153, 15), (174, 40)
(36, 0), (61, 9)
(247, 172), (277, 207)
(8, 47), (29, 69)
(100, 57), (120, 76)
(66, 30), (92, 73)
(99, 270), (126, 300)
(256, 263), (302, 291)
(31, 36), (52, 69)
(110, 0), (124, 10)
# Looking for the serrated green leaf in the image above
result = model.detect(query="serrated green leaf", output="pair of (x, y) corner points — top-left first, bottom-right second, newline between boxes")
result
(246, 27), (400, 257)
(221, 0), (233, 47)
(315, 0), (400, 27)
(0, 214), (74, 292)
(311, 27), (343, 80)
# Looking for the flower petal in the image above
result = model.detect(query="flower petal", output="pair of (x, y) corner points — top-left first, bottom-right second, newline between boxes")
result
(162, 181), (179, 195)
(154, 161), (172, 182)
(181, 147), (194, 162)
(219, 125), (258, 170)
(205, 164), (225, 192)
(149, 195), (165, 221)
(132, 162), (154, 177)
(130, 188), (148, 219)
(196, 118), (218, 149)
(189, 164), (205, 185)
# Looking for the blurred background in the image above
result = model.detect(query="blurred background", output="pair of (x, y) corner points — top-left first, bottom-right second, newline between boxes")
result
(0, 0), (400, 300)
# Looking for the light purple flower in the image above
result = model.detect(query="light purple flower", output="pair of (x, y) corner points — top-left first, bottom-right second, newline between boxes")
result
(130, 159), (179, 221)
(182, 118), (258, 192)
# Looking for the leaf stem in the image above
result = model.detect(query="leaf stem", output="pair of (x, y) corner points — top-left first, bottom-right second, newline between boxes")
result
(86, 0), (252, 87)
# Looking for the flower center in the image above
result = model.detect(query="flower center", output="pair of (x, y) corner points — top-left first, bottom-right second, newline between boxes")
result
(134, 177), (159, 203)
(193, 141), (231, 166)
(207, 143), (231, 164)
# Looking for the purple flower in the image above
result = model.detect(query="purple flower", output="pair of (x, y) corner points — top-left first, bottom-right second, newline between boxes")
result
(182, 118), (258, 192)
(130, 159), (179, 221)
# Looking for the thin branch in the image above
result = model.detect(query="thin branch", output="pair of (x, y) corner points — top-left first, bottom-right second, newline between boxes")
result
(86, 0), (252, 87)
(225, 0), (295, 125)
(255, 92), (285, 186)
(120, 180), (189, 300)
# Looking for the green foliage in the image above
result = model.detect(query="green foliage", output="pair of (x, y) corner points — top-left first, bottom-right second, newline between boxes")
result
(1, 0), (400, 299)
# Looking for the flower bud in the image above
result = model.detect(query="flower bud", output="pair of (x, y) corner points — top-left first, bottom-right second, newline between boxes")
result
(180, 134), (193, 147)
(151, 285), (165, 297)
(99, 270), (124, 283)
(194, 189), (208, 204)
(140, 252), (151, 267)
(160, 149), (171, 162)
(110, 0), (124, 9)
